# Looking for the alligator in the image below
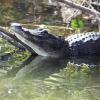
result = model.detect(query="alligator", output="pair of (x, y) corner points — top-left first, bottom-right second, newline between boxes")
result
(0, 23), (100, 58)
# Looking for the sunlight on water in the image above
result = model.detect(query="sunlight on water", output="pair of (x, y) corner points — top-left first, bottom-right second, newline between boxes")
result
(0, 54), (100, 100)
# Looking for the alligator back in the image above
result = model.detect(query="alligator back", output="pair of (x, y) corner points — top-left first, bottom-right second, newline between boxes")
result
(65, 32), (100, 57)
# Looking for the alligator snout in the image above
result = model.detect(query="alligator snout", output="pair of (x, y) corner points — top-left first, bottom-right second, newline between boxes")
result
(10, 23), (68, 58)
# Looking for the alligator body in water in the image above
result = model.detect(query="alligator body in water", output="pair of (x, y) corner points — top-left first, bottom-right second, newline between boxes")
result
(0, 23), (100, 58)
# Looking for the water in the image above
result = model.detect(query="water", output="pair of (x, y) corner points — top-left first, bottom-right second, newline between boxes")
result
(0, 53), (100, 100)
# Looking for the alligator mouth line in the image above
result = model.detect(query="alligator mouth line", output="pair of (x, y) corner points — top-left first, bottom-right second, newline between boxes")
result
(10, 23), (67, 58)
(11, 29), (52, 57)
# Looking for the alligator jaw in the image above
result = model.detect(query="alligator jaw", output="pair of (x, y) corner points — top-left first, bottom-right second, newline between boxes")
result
(14, 32), (51, 57)
(10, 23), (67, 58)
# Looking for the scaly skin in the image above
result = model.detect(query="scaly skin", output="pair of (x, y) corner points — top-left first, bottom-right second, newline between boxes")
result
(66, 32), (100, 57)
(1, 23), (100, 58)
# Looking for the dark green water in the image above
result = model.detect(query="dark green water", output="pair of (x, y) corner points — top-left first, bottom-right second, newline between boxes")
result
(0, 53), (100, 100)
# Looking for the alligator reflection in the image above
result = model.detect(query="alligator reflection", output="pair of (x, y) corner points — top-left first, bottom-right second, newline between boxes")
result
(68, 56), (100, 66)
(3, 54), (99, 79)
(0, 54), (100, 100)
(7, 55), (67, 79)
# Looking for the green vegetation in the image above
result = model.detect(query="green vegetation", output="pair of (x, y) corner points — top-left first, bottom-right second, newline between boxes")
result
(71, 18), (84, 32)
(0, 3), (14, 26)
(0, 0), (100, 100)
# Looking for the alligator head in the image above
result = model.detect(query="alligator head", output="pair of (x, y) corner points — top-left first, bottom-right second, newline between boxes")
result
(11, 23), (68, 58)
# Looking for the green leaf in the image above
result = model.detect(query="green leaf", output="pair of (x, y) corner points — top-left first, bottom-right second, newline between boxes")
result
(71, 19), (84, 29)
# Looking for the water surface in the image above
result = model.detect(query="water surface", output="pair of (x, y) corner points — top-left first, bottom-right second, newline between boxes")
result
(0, 54), (100, 100)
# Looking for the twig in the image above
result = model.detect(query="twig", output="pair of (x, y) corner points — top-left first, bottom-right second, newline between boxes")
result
(0, 27), (36, 53)
(56, 0), (100, 17)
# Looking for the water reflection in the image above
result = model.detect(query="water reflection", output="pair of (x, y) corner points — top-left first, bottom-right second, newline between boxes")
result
(69, 56), (100, 66)
(0, 54), (100, 79)
(0, 54), (100, 100)
(8, 55), (68, 79)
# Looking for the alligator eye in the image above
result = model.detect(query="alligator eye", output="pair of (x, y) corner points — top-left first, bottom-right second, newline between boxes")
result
(43, 30), (48, 34)
(16, 26), (22, 29)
